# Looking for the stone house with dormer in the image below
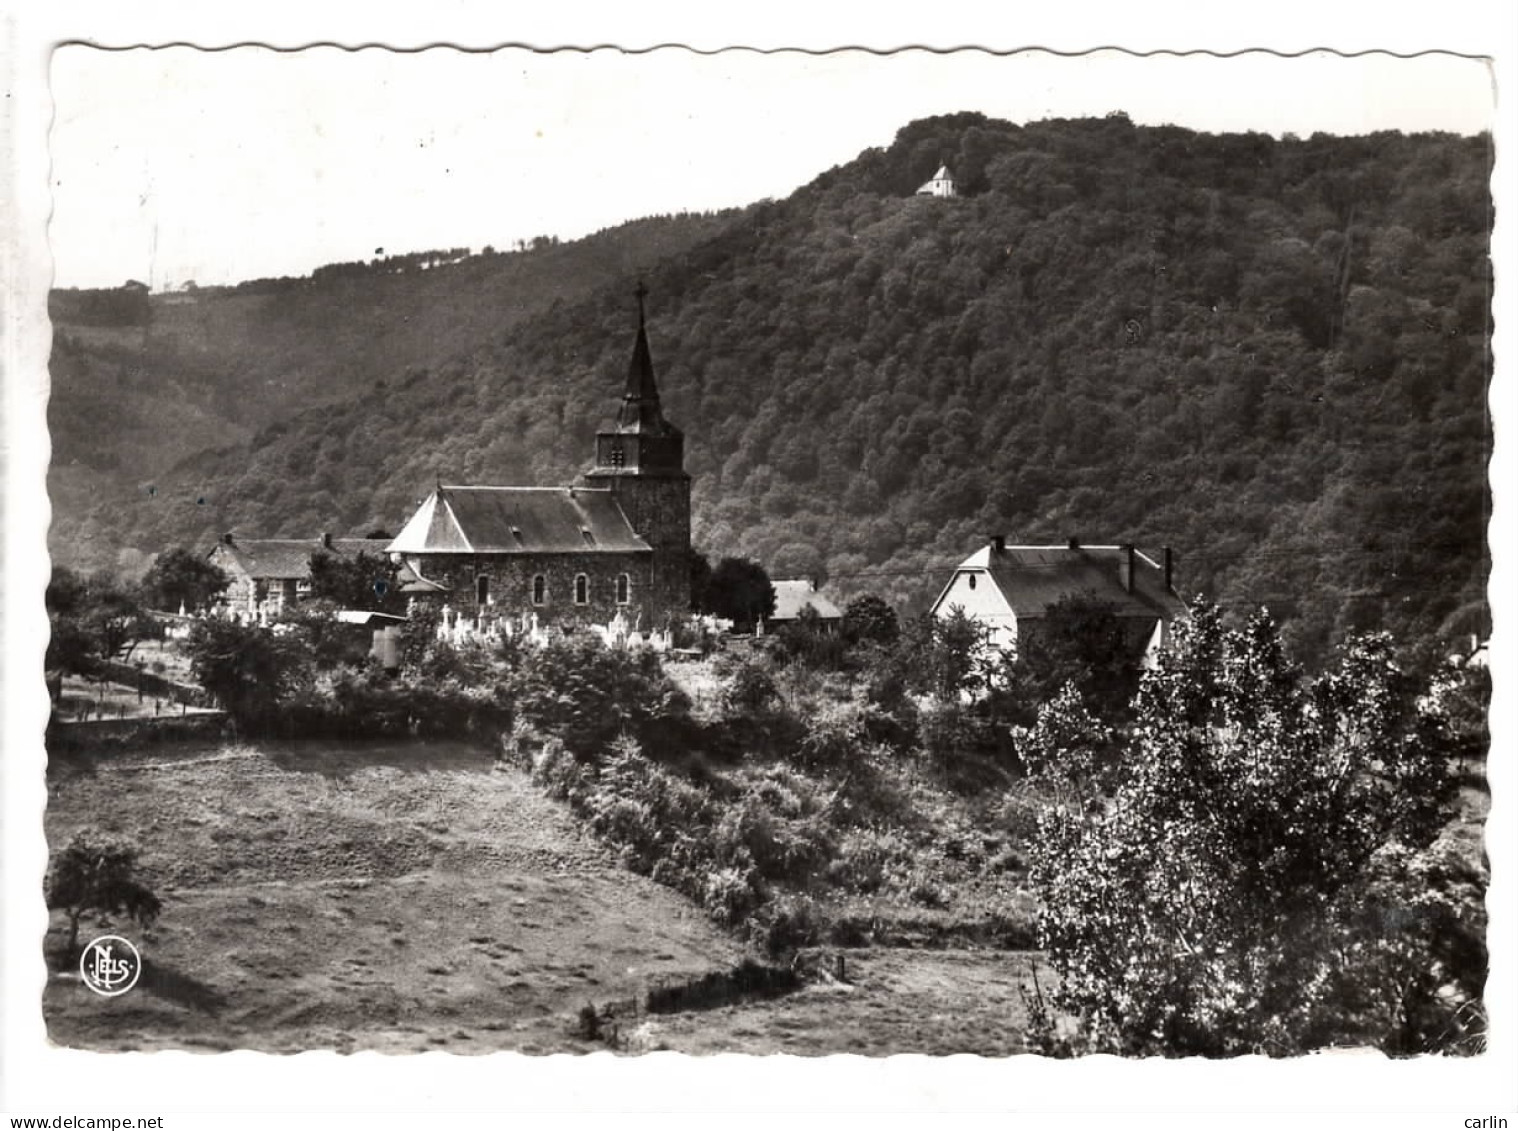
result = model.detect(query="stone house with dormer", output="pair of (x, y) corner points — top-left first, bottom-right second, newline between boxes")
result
(208, 532), (393, 621)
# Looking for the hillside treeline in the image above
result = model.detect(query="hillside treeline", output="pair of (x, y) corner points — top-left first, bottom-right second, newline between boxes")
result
(48, 284), (152, 328)
(47, 210), (741, 574)
(64, 114), (1491, 665)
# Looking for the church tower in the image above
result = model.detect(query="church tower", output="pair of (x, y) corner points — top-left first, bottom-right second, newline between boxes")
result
(581, 284), (692, 619)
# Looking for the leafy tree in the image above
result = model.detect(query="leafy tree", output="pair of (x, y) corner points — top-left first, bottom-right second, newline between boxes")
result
(45, 615), (97, 680)
(139, 547), (230, 612)
(46, 832), (162, 960)
(84, 576), (150, 665)
(700, 557), (775, 631)
(1013, 682), (1112, 791)
(774, 604), (850, 671)
(399, 602), (444, 673)
(44, 566), (149, 675)
(182, 617), (311, 728)
(1027, 602), (1477, 1056)
(505, 637), (690, 759)
(1000, 593), (1144, 725)
(45, 566), (90, 618)
(841, 593), (900, 648)
(277, 599), (374, 671)
(688, 550), (714, 613)
(307, 551), (404, 613)
(901, 608), (997, 702)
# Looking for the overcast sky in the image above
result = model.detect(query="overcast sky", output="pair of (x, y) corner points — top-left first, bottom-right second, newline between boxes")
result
(48, 46), (1495, 291)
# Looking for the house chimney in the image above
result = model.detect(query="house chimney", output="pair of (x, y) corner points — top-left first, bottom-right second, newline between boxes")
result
(1164, 546), (1174, 592)
(321, 532), (333, 550)
(1121, 543), (1136, 593)
(991, 534), (1006, 555)
(1067, 536), (1080, 551)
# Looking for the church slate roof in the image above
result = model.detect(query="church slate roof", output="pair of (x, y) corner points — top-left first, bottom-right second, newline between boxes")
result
(945, 544), (1184, 621)
(387, 486), (652, 556)
(212, 537), (391, 580)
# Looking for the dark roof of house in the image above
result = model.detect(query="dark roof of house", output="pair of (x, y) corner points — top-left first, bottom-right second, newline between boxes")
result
(770, 579), (843, 621)
(209, 537), (392, 580)
(388, 486), (652, 555)
(940, 544), (1185, 621)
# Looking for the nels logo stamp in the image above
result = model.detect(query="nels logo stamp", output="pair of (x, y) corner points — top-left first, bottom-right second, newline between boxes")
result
(79, 935), (142, 997)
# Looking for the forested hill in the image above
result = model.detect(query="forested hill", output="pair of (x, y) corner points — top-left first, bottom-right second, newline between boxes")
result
(46, 210), (741, 574)
(66, 113), (1492, 663)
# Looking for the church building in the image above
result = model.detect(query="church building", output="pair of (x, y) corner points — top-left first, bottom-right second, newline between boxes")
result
(915, 164), (957, 198)
(386, 287), (692, 632)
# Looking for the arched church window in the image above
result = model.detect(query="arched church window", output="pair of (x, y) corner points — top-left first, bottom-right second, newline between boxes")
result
(574, 574), (589, 605)
(967, 574), (977, 590)
(616, 574), (630, 605)
(532, 575), (546, 605)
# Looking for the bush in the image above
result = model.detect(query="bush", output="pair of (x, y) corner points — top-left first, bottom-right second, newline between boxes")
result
(277, 602), (371, 671)
(917, 701), (1014, 777)
(528, 735), (587, 802)
(722, 658), (779, 716)
(399, 604), (442, 672)
(825, 827), (906, 894)
(774, 609), (851, 671)
(794, 698), (871, 772)
(703, 863), (764, 926)
(756, 894), (824, 956)
(182, 618), (311, 730)
(506, 638), (689, 759)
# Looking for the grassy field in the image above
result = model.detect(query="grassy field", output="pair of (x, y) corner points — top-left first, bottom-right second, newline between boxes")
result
(43, 738), (1038, 1055)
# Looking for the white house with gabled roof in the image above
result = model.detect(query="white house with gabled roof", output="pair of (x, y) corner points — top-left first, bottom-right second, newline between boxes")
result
(929, 535), (1185, 664)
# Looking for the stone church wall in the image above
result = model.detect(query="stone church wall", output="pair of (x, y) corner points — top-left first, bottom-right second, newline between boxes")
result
(411, 550), (685, 630)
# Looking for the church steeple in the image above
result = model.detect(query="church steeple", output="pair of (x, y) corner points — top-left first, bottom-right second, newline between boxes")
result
(616, 281), (677, 435)
(581, 283), (692, 620)
(587, 284), (685, 478)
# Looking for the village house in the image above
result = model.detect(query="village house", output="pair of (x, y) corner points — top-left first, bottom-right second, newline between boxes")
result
(767, 578), (843, 634)
(929, 536), (1185, 663)
(208, 532), (393, 621)
(386, 286), (692, 638)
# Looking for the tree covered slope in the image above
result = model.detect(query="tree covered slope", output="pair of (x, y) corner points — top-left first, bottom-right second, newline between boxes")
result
(56, 113), (1492, 662)
(47, 210), (740, 573)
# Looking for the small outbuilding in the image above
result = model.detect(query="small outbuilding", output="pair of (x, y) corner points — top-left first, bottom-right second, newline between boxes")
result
(767, 578), (844, 634)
